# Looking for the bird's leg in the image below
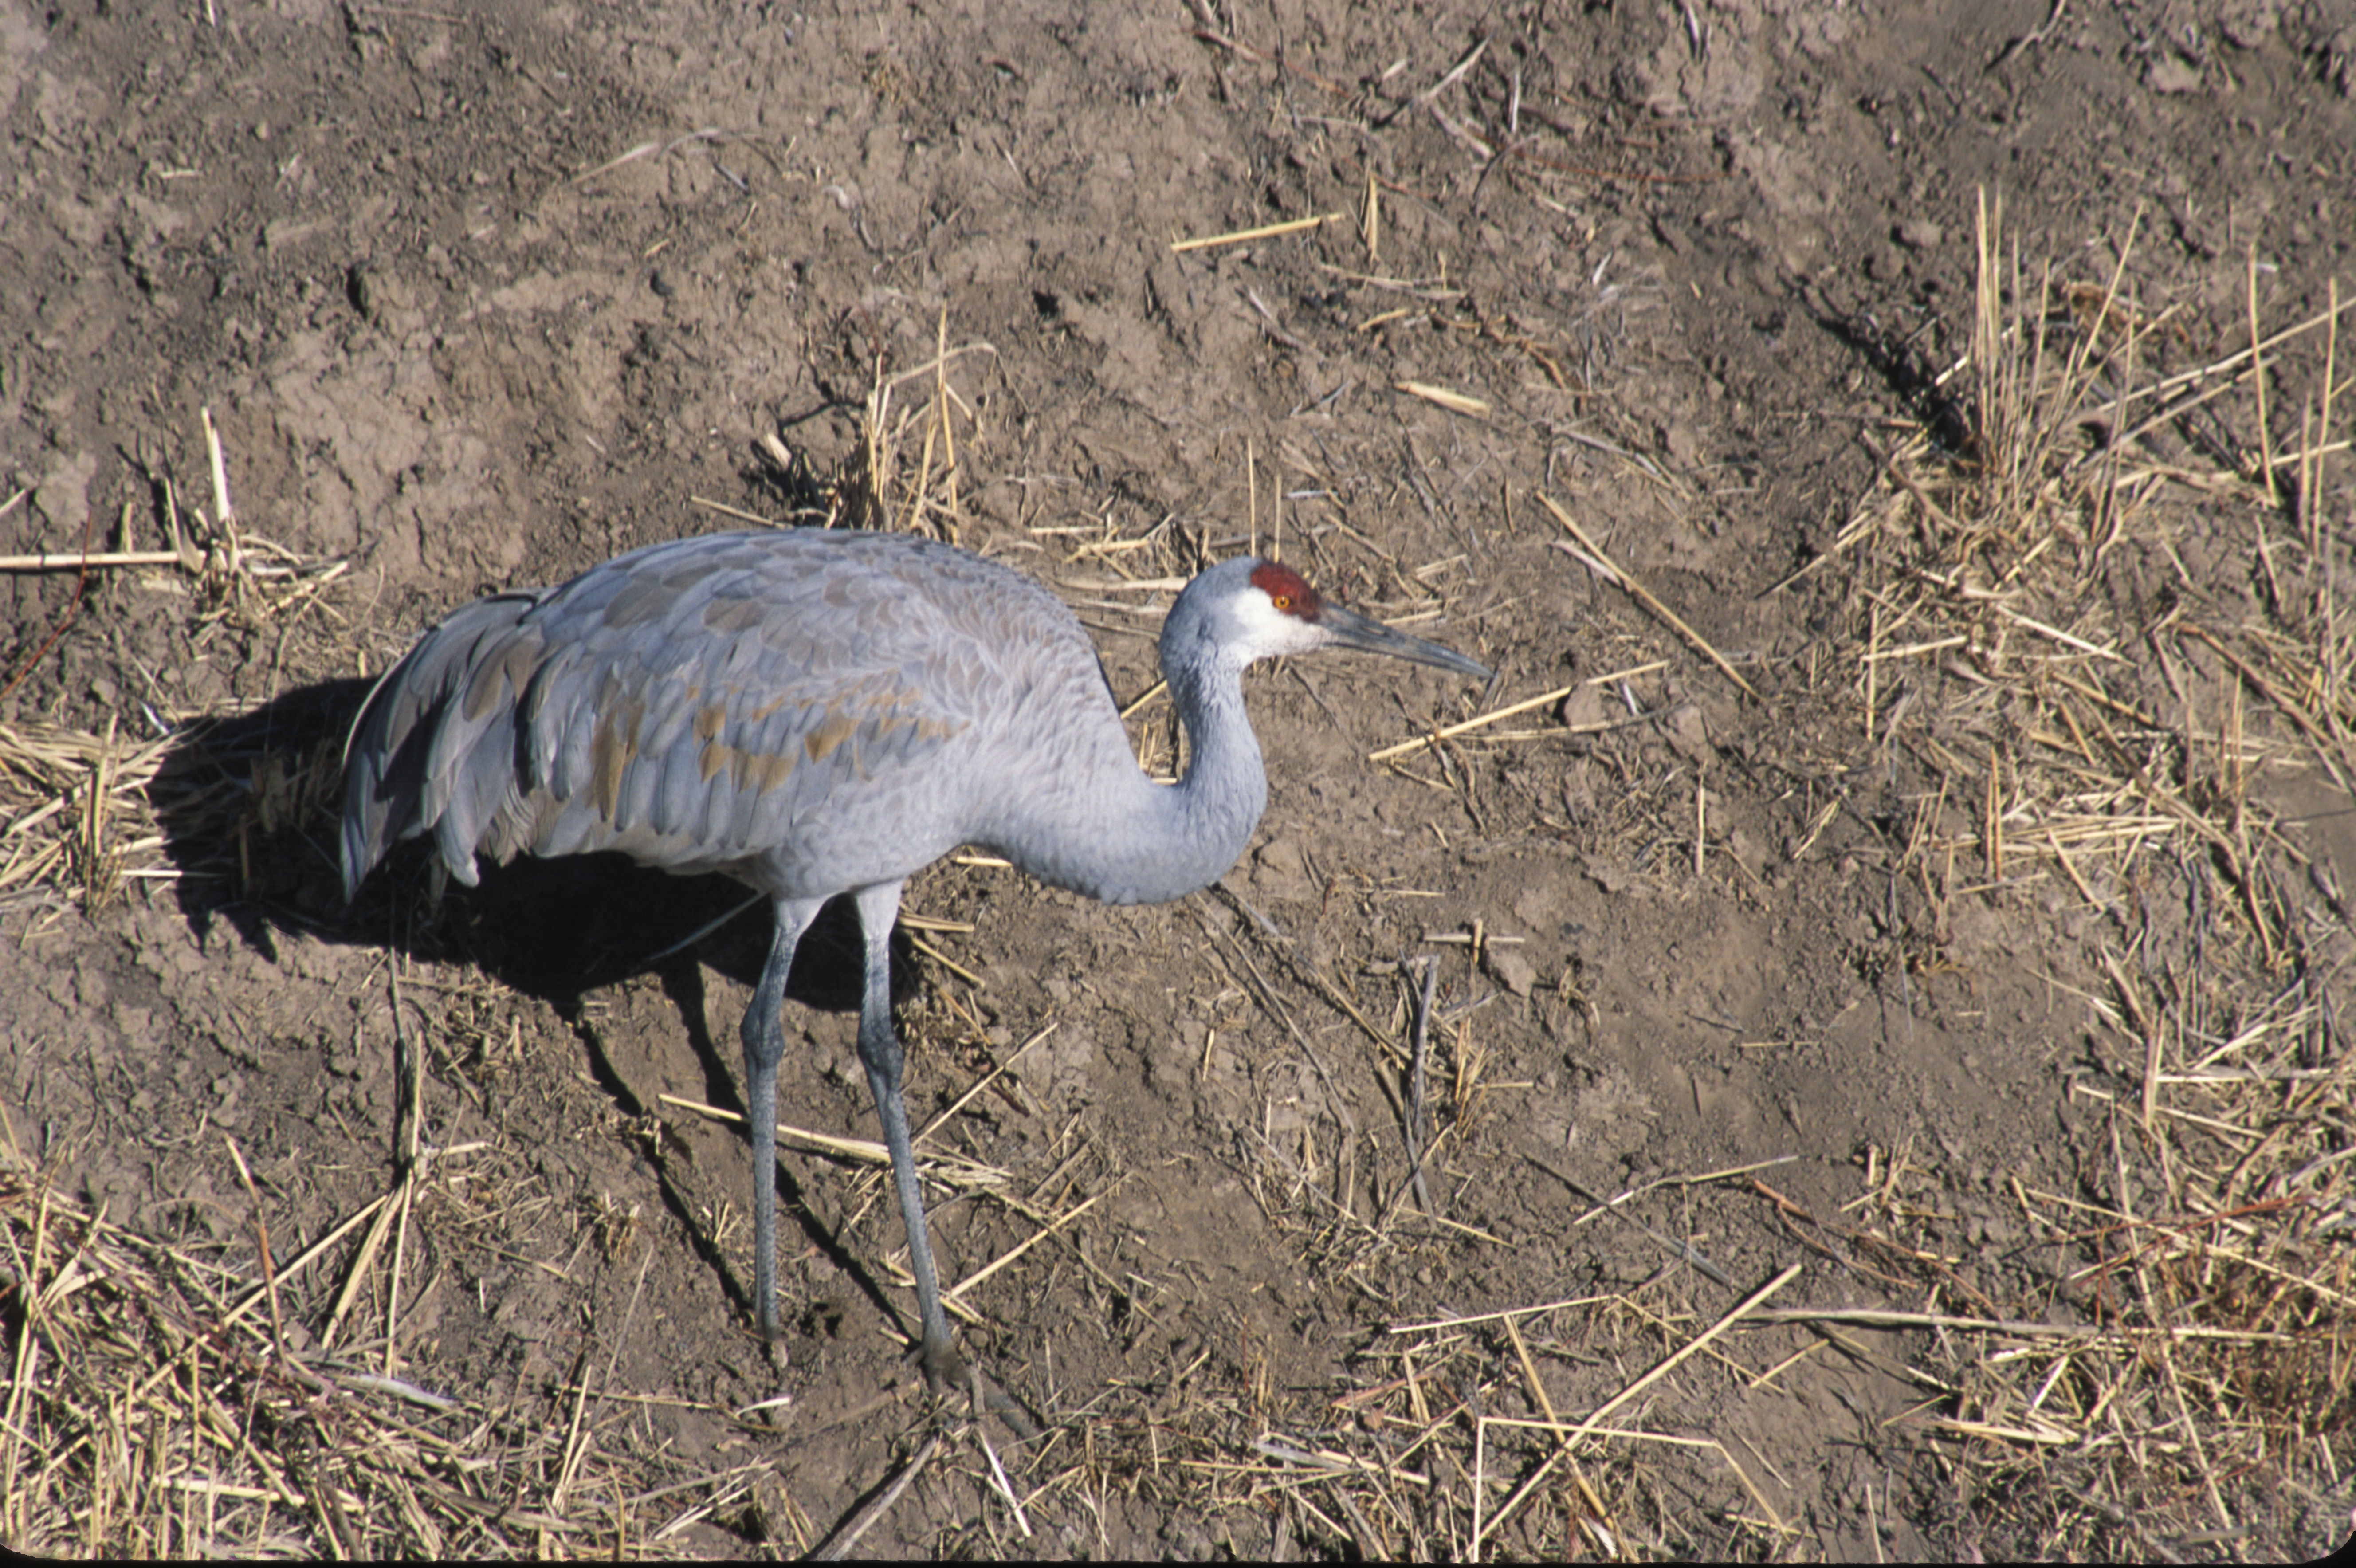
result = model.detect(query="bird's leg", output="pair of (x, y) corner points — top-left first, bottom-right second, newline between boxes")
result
(743, 896), (824, 1339)
(851, 880), (965, 1387)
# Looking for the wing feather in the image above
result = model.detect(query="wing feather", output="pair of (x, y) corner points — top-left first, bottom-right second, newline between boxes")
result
(341, 529), (1116, 901)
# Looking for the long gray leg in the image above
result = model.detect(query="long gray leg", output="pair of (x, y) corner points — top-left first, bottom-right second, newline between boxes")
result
(850, 880), (964, 1385)
(744, 895), (825, 1338)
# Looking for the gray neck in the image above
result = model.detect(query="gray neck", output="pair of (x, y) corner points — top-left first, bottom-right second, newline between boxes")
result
(996, 656), (1268, 907)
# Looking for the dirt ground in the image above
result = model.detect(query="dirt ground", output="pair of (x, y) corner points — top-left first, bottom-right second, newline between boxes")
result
(5, 0), (2355, 1559)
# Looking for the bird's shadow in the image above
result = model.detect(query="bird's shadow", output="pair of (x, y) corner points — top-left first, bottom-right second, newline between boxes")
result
(150, 677), (910, 1310)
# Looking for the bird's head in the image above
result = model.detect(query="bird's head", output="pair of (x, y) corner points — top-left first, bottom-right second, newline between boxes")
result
(1163, 557), (1491, 684)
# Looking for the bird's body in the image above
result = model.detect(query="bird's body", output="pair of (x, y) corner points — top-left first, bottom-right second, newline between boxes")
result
(342, 527), (1487, 1381)
(342, 529), (1220, 904)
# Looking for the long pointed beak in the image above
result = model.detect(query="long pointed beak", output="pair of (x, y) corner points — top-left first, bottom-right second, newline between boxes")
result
(1317, 602), (1492, 683)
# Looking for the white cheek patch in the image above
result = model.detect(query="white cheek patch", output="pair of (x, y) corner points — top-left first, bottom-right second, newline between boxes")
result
(1233, 590), (1323, 658)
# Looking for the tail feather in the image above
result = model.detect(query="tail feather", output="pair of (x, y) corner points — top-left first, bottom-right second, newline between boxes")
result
(339, 590), (548, 902)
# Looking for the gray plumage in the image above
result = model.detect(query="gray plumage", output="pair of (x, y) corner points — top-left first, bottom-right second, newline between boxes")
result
(342, 526), (1488, 1383)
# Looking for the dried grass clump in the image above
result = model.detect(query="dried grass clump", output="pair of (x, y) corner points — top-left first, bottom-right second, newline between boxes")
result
(1, 407), (353, 921)
(964, 1300), (1654, 1560)
(0, 705), (341, 924)
(0, 1129), (765, 1558)
(0, 718), (177, 919)
(1809, 986), (2352, 1557)
(1786, 191), (2352, 968)
(798, 314), (994, 547)
(1761, 197), (2356, 1552)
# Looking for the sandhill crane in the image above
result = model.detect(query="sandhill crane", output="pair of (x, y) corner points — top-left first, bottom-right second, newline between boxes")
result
(341, 527), (1488, 1384)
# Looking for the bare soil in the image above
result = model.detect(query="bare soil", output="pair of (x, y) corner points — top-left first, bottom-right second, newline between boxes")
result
(4, 0), (2354, 1559)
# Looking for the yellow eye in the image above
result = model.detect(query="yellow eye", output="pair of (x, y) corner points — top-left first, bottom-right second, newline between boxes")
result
(1271, 593), (1292, 610)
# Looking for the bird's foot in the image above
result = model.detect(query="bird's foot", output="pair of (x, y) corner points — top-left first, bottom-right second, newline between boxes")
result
(912, 1332), (969, 1391)
(907, 1336), (1044, 1438)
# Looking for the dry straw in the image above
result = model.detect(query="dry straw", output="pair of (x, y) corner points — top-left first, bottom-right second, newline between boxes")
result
(7, 142), (2349, 1554)
(1738, 186), (2355, 1555)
